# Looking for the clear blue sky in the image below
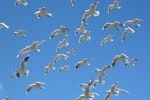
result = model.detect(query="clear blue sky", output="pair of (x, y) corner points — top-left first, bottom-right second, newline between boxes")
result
(0, 0), (150, 100)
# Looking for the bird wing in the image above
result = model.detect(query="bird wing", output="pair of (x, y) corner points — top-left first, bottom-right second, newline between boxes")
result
(50, 29), (59, 39)
(31, 40), (45, 49)
(17, 46), (31, 58)
(81, 11), (91, 23)
(102, 23), (111, 30)
(20, 55), (30, 71)
(122, 30), (128, 41)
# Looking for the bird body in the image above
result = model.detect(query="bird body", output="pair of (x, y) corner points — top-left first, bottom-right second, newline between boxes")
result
(122, 27), (135, 41)
(16, 40), (45, 58)
(13, 30), (26, 36)
(75, 23), (88, 35)
(108, 1), (121, 13)
(79, 30), (91, 43)
(58, 66), (70, 73)
(11, 55), (30, 78)
(101, 35), (115, 46)
(45, 63), (55, 75)
(53, 54), (69, 64)
(35, 7), (52, 18)
(81, 2), (99, 23)
(56, 39), (69, 52)
(125, 58), (138, 66)
(26, 82), (45, 94)
(75, 58), (90, 69)
(14, 0), (28, 6)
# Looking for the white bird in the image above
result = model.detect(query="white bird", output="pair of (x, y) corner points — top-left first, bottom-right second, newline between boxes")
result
(94, 73), (105, 86)
(0, 23), (9, 29)
(125, 58), (138, 67)
(45, 63), (55, 75)
(107, 0), (121, 13)
(50, 26), (69, 39)
(3, 96), (10, 100)
(75, 23), (88, 35)
(111, 53), (128, 67)
(101, 35), (115, 46)
(123, 18), (142, 27)
(93, 65), (111, 75)
(81, 2), (99, 23)
(66, 48), (77, 55)
(71, 0), (75, 7)
(53, 54), (69, 64)
(75, 58), (90, 69)
(26, 81), (45, 94)
(13, 30), (26, 37)
(56, 39), (69, 52)
(35, 7), (52, 18)
(122, 27), (135, 41)
(14, 0), (28, 6)
(11, 55), (30, 78)
(58, 66), (70, 73)
(102, 21), (123, 30)
(77, 80), (94, 100)
(16, 40), (45, 58)
(79, 30), (91, 43)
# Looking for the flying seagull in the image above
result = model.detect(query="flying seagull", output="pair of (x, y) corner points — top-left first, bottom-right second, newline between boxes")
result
(107, 0), (121, 13)
(122, 27), (135, 42)
(81, 2), (99, 23)
(45, 62), (55, 75)
(123, 18), (142, 27)
(79, 30), (91, 43)
(75, 23), (88, 35)
(11, 55), (30, 78)
(66, 48), (77, 55)
(101, 35), (115, 46)
(102, 21), (123, 30)
(93, 65), (111, 75)
(13, 30), (26, 37)
(58, 66), (70, 73)
(94, 73), (105, 86)
(56, 39), (69, 52)
(0, 23), (9, 29)
(53, 53), (69, 64)
(16, 40), (45, 58)
(26, 81), (45, 94)
(125, 58), (138, 67)
(35, 7), (52, 18)
(14, 0), (28, 6)
(75, 58), (90, 69)
(50, 26), (69, 39)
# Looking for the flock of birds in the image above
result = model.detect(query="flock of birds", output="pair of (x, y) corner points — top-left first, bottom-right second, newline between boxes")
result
(1, 0), (141, 100)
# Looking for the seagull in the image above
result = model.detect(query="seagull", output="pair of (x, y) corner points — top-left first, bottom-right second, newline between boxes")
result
(123, 18), (142, 27)
(125, 58), (138, 67)
(94, 73), (105, 86)
(13, 30), (26, 37)
(79, 30), (91, 43)
(111, 53), (128, 67)
(81, 2), (99, 23)
(26, 81), (45, 94)
(53, 54), (69, 64)
(102, 21), (123, 30)
(50, 26), (69, 39)
(101, 35), (115, 46)
(75, 58), (90, 69)
(45, 63), (55, 75)
(66, 48), (77, 55)
(122, 27), (135, 41)
(11, 55), (30, 78)
(71, 0), (75, 7)
(75, 23), (88, 35)
(14, 0), (28, 6)
(93, 65), (111, 75)
(35, 7), (52, 18)
(58, 66), (70, 73)
(107, 0), (121, 13)
(115, 88), (130, 95)
(77, 80), (94, 100)
(0, 23), (9, 29)
(16, 40), (45, 58)
(56, 39), (69, 52)
(3, 96), (10, 100)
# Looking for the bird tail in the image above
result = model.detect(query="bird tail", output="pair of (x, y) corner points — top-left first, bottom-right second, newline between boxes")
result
(93, 11), (100, 16)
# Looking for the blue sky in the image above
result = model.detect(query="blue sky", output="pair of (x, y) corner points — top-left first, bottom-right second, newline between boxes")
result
(0, 0), (150, 100)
